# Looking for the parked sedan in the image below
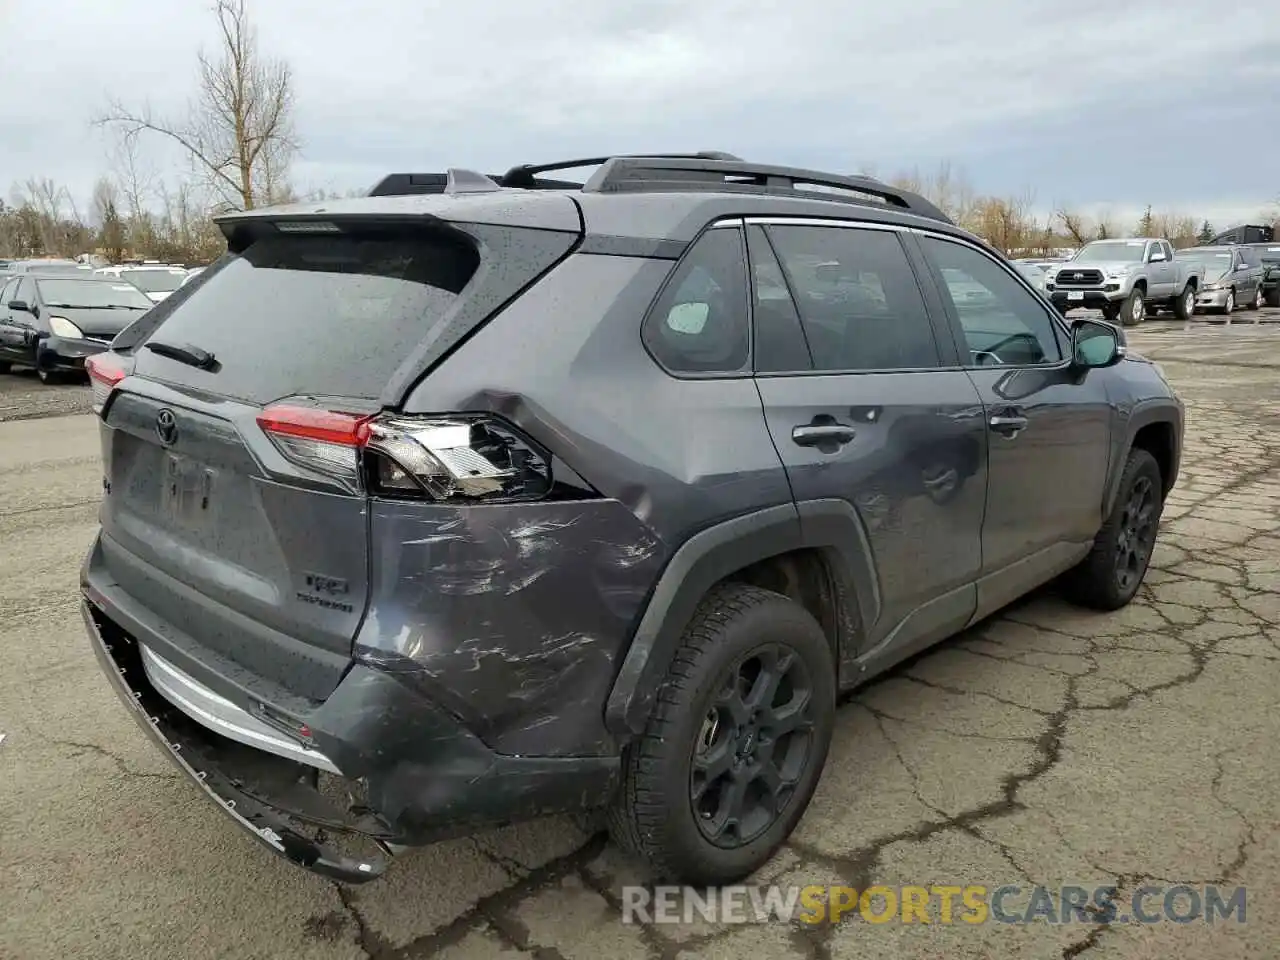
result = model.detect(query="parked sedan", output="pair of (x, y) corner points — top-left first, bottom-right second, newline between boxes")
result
(1174, 245), (1265, 313)
(0, 273), (154, 383)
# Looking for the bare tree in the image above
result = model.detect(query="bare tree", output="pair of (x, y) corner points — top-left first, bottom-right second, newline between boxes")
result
(95, 0), (297, 210)
(1055, 207), (1091, 245)
(108, 130), (155, 223)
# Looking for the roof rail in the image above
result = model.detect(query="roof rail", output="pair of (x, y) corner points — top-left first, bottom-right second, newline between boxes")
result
(582, 157), (954, 224)
(500, 152), (743, 189)
(368, 154), (744, 196)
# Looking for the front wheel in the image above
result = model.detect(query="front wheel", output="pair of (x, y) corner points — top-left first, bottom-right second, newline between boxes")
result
(1254, 287), (1265, 311)
(36, 367), (61, 385)
(1223, 289), (1236, 314)
(608, 583), (836, 885)
(0, 361), (11, 375)
(1061, 448), (1164, 610)
(1172, 285), (1196, 320)
(1120, 288), (1145, 327)
(1265, 285), (1280, 308)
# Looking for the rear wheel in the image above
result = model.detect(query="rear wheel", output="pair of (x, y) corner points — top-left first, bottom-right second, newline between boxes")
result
(1062, 448), (1163, 611)
(1120, 288), (1145, 327)
(1172, 285), (1196, 320)
(0, 361), (10, 375)
(1254, 286), (1265, 311)
(1266, 285), (1280, 308)
(608, 583), (835, 884)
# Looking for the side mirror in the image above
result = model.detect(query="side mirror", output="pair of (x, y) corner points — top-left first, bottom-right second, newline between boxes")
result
(7, 299), (29, 313)
(1149, 252), (1167, 263)
(1237, 263), (1250, 272)
(1071, 318), (1125, 369)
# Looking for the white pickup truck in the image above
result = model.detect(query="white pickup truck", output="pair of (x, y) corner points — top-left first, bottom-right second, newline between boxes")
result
(1044, 237), (1204, 326)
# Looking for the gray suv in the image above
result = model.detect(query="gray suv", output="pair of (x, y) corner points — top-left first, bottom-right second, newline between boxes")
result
(80, 154), (1183, 887)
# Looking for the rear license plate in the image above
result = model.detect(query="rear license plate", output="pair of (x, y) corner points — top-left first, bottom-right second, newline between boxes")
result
(1068, 292), (1085, 302)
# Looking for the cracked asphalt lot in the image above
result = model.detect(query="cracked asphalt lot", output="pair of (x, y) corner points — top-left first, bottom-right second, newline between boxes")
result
(3, 322), (1279, 959)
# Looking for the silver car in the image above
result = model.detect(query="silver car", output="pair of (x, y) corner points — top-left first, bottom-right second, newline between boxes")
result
(1174, 245), (1266, 314)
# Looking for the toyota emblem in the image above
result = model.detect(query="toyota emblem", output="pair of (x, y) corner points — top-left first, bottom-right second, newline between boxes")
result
(155, 408), (178, 445)
(1073, 272), (1083, 279)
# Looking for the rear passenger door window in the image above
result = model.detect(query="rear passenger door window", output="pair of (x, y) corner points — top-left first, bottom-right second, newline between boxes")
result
(643, 226), (750, 375)
(920, 236), (1063, 367)
(765, 225), (942, 371)
(746, 225), (813, 373)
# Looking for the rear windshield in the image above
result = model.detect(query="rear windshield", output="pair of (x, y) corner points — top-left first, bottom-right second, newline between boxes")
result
(123, 269), (186, 293)
(36, 278), (155, 310)
(132, 230), (480, 404)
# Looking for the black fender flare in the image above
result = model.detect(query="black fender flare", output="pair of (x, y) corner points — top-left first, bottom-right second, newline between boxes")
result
(603, 499), (880, 737)
(1103, 398), (1183, 515)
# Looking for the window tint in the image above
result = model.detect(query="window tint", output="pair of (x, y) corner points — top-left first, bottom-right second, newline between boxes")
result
(746, 225), (812, 373)
(766, 225), (941, 371)
(130, 230), (481, 404)
(643, 227), (750, 374)
(923, 236), (1063, 367)
(14, 278), (31, 303)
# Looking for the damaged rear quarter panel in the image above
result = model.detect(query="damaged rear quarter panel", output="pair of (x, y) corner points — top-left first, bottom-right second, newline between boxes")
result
(358, 498), (665, 757)
(368, 252), (793, 759)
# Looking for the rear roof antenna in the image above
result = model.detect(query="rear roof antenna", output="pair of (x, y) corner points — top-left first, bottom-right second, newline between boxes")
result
(444, 168), (502, 195)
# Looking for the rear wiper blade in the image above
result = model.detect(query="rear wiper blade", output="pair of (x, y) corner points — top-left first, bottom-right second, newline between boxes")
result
(144, 340), (217, 370)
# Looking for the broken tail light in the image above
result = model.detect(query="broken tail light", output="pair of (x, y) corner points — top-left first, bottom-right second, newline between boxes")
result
(256, 405), (552, 502)
(85, 352), (132, 415)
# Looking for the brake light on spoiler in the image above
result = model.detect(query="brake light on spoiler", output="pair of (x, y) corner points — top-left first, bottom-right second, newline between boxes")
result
(256, 404), (553, 503)
(85, 353), (132, 414)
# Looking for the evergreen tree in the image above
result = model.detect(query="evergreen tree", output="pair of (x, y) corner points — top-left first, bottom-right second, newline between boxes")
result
(1138, 205), (1154, 236)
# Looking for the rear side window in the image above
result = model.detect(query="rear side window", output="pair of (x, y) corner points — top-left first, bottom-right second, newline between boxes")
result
(766, 225), (941, 371)
(132, 230), (480, 403)
(643, 227), (750, 375)
(746, 225), (812, 373)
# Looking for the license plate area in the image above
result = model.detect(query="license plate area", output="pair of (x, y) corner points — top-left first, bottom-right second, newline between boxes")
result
(1067, 292), (1085, 301)
(161, 452), (218, 527)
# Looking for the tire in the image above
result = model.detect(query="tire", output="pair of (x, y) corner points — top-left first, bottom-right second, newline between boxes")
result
(0, 361), (10, 375)
(1120, 288), (1145, 327)
(1061, 448), (1163, 611)
(1172, 285), (1196, 321)
(1266, 285), (1280, 308)
(1101, 303), (1120, 324)
(1254, 286), (1265, 311)
(37, 367), (61, 385)
(1223, 289), (1236, 314)
(607, 582), (836, 885)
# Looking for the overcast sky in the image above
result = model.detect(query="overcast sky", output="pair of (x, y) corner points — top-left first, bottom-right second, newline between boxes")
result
(4, 0), (1279, 229)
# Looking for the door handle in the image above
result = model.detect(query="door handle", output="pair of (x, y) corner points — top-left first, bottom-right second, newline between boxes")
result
(792, 423), (857, 447)
(988, 413), (1029, 437)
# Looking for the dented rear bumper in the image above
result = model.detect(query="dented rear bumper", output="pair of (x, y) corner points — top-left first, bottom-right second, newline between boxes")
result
(81, 545), (620, 882)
